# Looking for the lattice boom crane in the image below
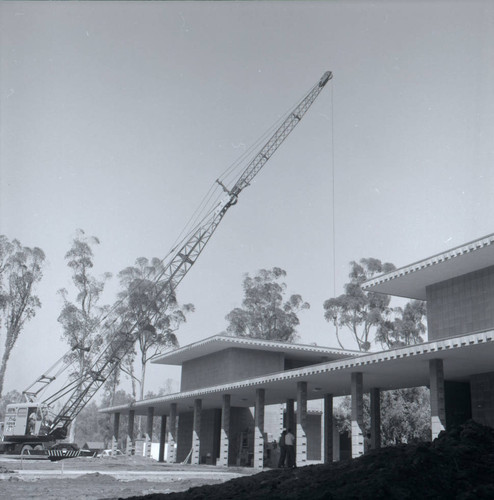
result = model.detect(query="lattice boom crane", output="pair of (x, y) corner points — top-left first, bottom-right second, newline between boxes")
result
(0, 71), (332, 455)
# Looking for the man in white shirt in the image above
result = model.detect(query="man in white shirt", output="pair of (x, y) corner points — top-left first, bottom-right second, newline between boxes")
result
(285, 428), (296, 468)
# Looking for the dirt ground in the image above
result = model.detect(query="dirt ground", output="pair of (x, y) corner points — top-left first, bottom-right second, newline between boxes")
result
(0, 455), (255, 499)
(133, 420), (494, 500)
(2, 421), (494, 499)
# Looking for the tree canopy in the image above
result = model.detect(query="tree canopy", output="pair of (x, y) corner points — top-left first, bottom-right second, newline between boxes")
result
(326, 258), (430, 444)
(58, 230), (111, 355)
(57, 229), (111, 441)
(0, 389), (22, 421)
(0, 236), (45, 398)
(225, 267), (309, 343)
(375, 299), (427, 348)
(115, 256), (193, 401)
(334, 387), (431, 446)
(324, 258), (426, 351)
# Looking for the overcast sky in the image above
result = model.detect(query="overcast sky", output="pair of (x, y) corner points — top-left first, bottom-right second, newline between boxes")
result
(1, 0), (494, 396)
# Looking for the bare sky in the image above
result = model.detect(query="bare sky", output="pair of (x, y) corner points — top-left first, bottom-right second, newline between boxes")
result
(1, 1), (494, 396)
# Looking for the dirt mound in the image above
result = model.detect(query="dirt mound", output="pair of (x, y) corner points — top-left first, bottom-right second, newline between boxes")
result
(77, 472), (119, 483)
(126, 420), (494, 500)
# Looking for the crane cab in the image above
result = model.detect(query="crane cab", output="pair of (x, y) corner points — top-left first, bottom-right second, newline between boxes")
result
(2, 402), (53, 439)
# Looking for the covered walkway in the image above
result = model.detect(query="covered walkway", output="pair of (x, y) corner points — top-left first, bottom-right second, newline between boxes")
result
(101, 329), (494, 467)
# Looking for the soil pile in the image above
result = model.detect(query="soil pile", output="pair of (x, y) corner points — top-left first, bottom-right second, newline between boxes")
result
(127, 420), (494, 500)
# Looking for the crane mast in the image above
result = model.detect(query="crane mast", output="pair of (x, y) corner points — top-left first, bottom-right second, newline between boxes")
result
(26, 71), (333, 439)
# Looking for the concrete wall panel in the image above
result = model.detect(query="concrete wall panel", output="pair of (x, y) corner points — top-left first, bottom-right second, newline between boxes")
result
(176, 413), (193, 463)
(427, 266), (494, 340)
(471, 372), (494, 428)
(307, 413), (321, 461)
(181, 348), (284, 391)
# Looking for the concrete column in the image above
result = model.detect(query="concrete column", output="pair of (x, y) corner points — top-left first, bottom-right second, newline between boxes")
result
(286, 398), (295, 431)
(218, 394), (231, 467)
(370, 388), (381, 450)
(128, 410), (135, 440)
(351, 372), (364, 458)
(127, 410), (135, 456)
(192, 399), (202, 465)
(296, 382), (308, 467)
(159, 415), (167, 462)
(111, 436), (118, 456)
(254, 388), (265, 469)
(145, 406), (155, 458)
(167, 403), (177, 463)
(323, 393), (333, 463)
(430, 359), (446, 439)
(113, 412), (120, 441)
(112, 413), (120, 456)
(278, 404), (285, 436)
(146, 407), (155, 440)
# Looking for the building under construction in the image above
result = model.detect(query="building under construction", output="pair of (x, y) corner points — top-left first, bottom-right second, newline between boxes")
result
(102, 232), (494, 468)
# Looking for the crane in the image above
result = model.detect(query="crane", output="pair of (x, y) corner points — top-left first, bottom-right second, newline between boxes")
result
(0, 71), (333, 455)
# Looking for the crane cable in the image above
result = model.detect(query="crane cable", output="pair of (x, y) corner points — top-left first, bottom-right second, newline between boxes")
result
(41, 108), (298, 405)
(170, 83), (314, 253)
(331, 81), (336, 300)
(93, 79), (323, 348)
(329, 81), (343, 349)
(143, 99), (300, 286)
(90, 80), (323, 362)
(39, 78), (325, 405)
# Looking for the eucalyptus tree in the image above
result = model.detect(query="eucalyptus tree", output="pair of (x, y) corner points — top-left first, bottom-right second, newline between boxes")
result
(0, 389), (23, 421)
(0, 236), (45, 397)
(326, 258), (429, 443)
(375, 300), (427, 349)
(58, 229), (111, 442)
(323, 258), (396, 351)
(225, 267), (310, 343)
(324, 258), (426, 351)
(115, 257), (193, 402)
(334, 387), (431, 446)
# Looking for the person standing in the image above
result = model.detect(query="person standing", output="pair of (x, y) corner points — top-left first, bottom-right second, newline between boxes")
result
(285, 428), (296, 468)
(277, 429), (287, 467)
(27, 412), (37, 435)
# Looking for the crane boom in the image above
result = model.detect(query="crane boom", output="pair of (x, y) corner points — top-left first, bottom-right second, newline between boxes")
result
(147, 71), (333, 294)
(27, 71), (333, 439)
(231, 71), (332, 197)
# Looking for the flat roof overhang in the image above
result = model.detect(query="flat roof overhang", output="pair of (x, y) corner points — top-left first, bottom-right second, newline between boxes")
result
(152, 335), (359, 366)
(101, 330), (494, 416)
(362, 233), (494, 300)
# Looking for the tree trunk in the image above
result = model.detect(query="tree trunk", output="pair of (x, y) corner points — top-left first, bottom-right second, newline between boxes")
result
(334, 323), (345, 349)
(127, 361), (137, 400)
(0, 344), (12, 399)
(68, 353), (85, 444)
(135, 359), (149, 438)
(110, 374), (118, 407)
(140, 361), (147, 401)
